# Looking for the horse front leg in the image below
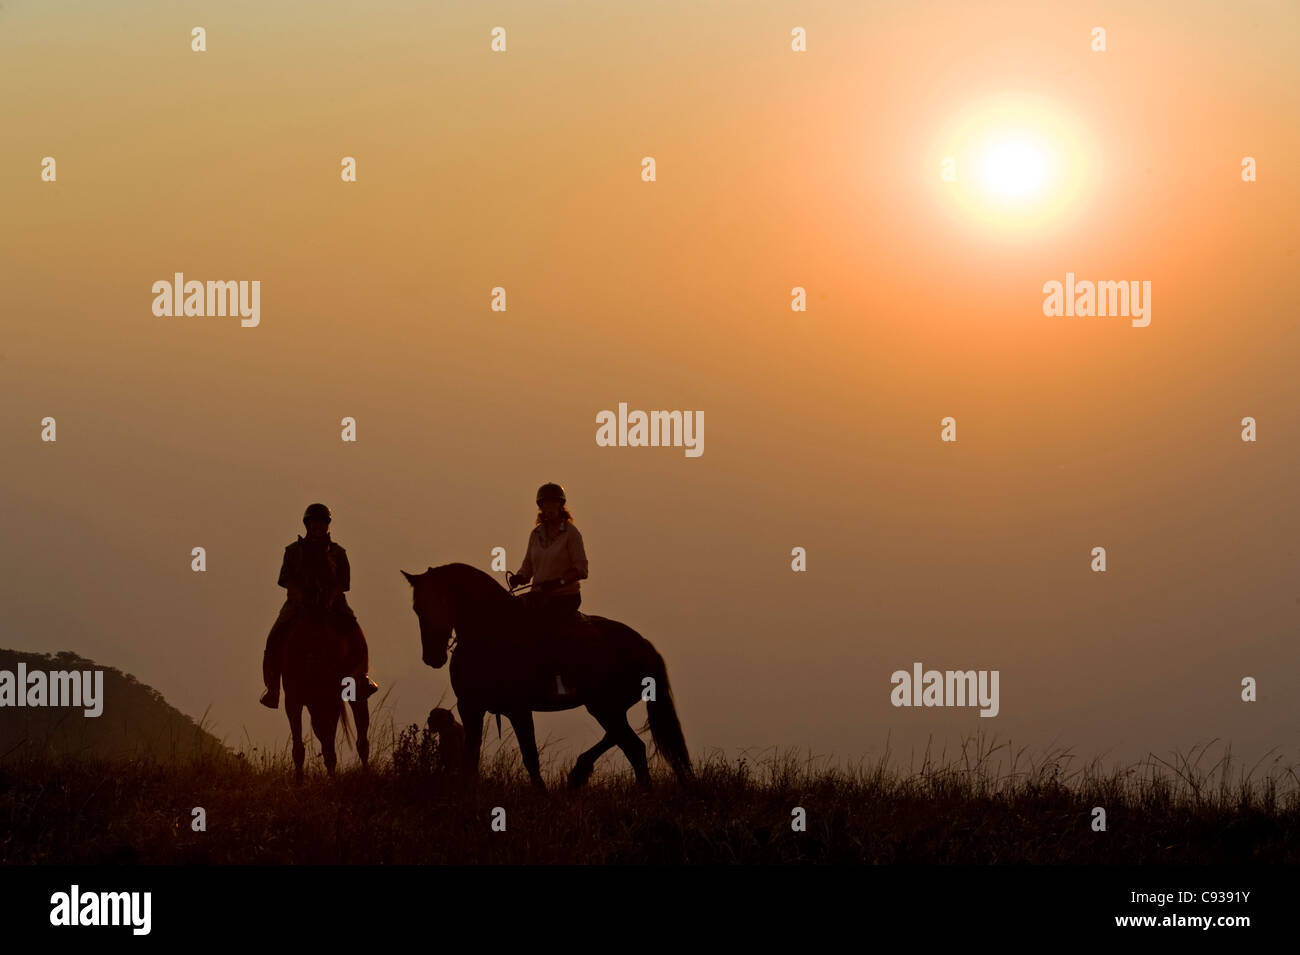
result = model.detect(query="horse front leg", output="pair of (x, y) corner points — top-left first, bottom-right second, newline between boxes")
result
(460, 703), (486, 778)
(508, 710), (546, 791)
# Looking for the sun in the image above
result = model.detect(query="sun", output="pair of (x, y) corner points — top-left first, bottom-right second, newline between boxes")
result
(978, 136), (1050, 200)
(929, 93), (1095, 234)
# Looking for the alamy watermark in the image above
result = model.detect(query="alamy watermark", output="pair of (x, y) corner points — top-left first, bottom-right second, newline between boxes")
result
(152, 273), (260, 327)
(49, 885), (150, 935)
(0, 664), (104, 717)
(890, 663), (999, 717)
(596, 402), (703, 457)
(1042, 272), (1150, 327)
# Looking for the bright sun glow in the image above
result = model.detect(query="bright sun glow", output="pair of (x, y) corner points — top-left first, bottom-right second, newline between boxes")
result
(979, 137), (1049, 200)
(930, 94), (1095, 234)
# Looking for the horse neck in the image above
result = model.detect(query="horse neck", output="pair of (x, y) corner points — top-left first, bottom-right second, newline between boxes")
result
(452, 588), (521, 651)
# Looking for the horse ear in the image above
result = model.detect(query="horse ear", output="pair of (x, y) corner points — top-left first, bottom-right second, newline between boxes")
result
(401, 570), (415, 585)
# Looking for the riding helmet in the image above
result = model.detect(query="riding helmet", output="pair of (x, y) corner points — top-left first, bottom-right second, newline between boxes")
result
(535, 483), (566, 505)
(302, 502), (332, 525)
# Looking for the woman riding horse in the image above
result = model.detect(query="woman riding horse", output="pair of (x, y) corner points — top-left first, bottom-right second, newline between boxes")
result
(507, 482), (589, 698)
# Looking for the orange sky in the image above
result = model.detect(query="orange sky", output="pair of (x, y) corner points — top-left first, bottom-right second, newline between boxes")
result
(2, 0), (1297, 774)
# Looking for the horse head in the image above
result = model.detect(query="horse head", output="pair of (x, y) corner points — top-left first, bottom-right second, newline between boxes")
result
(402, 567), (454, 668)
(404, 563), (516, 669)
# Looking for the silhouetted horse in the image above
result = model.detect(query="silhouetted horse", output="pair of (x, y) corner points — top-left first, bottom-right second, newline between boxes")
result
(281, 600), (370, 781)
(402, 563), (693, 790)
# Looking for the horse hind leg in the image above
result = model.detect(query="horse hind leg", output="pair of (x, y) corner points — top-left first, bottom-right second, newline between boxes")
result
(619, 722), (652, 790)
(350, 699), (370, 770)
(288, 699), (306, 783)
(569, 731), (616, 790)
(588, 706), (651, 790)
(311, 704), (339, 777)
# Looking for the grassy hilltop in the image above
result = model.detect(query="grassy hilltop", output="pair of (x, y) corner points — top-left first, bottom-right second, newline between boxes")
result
(1, 709), (1296, 863)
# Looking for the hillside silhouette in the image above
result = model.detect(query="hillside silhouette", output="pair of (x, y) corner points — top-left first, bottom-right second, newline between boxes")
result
(0, 649), (227, 762)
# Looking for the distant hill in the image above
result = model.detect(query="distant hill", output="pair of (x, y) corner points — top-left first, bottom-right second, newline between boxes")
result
(0, 649), (229, 762)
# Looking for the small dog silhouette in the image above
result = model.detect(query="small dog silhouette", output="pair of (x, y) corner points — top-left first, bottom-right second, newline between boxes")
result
(426, 707), (465, 769)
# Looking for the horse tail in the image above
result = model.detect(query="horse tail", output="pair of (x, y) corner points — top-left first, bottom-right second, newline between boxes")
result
(645, 648), (694, 785)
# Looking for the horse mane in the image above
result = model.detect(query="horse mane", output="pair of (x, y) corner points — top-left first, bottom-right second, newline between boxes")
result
(427, 563), (511, 604)
(421, 562), (532, 644)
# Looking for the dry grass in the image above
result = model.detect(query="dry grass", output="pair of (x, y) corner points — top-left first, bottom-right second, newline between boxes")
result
(2, 709), (1296, 863)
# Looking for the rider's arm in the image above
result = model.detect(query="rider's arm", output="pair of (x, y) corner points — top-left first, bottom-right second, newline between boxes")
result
(277, 546), (293, 589)
(562, 526), (589, 584)
(514, 533), (535, 583)
(334, 547), (351, 592)
(321, 546), (349, 607)
(278, 546), (307, 603)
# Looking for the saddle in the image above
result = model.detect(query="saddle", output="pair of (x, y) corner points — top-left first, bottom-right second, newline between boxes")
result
(559, 611), (595, 636)
(529, 611), (591, 641)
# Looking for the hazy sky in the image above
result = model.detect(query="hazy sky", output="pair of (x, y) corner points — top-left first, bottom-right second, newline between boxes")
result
(2, 0), (1297, 776)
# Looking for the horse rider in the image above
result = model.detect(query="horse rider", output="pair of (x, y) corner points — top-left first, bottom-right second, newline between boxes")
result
(506, 482), (589, 696)
(259, 503), (380, 708)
